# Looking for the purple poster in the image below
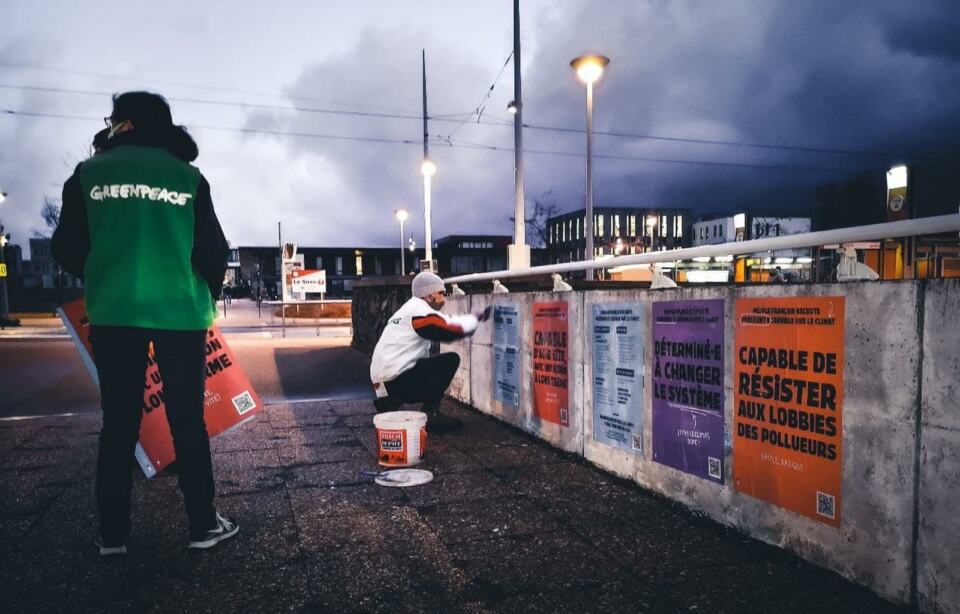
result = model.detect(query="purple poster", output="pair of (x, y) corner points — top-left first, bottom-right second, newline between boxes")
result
(652, 299), (725, 483)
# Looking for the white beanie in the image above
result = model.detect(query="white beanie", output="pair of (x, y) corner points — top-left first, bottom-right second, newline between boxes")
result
(412, 271), (445, 298)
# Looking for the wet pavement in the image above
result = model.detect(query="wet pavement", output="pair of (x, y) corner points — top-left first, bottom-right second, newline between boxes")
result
(0, 397), (907, 613)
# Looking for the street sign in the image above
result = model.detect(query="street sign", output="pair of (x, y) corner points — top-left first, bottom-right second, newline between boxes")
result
(0, 263), (6, 277)
(291, 269), (326, 293)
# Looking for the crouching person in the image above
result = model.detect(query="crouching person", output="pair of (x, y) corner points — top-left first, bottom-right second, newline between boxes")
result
(369, 271), (490, 432)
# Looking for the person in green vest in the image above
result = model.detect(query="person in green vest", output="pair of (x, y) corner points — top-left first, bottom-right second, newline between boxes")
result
(52, 91), (237, 554)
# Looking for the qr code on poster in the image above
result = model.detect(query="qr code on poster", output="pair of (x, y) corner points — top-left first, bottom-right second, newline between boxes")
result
(632, 435), (643, 451)
(559, 407), (569, 424)
(817, 491), (836, 519)
(232, 391), (257, 415)
(708, 457), (722, 480)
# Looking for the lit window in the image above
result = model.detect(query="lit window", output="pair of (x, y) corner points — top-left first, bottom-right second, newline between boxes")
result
(614, 215), (621, 237)
(355, 255), (363, 276)
(629, 215), (636, 237)
(674, 215), (682, 238)
(660, 215), (667, 237)
(598, 215), (605, 237)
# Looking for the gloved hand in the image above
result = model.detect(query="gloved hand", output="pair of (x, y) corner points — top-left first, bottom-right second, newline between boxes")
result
(475, 306), (492, 322)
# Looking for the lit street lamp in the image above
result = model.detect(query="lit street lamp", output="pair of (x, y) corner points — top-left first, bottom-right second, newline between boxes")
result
(395, 209), (409, 276)
(570, 54), (609, 277)
(408, 237), (417, 271)
(421, 158), (436, 271)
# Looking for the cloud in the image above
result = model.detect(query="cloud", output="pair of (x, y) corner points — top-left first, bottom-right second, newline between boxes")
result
(240, 26), (521, 248)
(519, 0), (960, 216)
(3, 0), (960, 258)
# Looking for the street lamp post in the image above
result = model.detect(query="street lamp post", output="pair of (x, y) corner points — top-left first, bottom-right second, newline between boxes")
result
(570, 54), (609, 278)
(0, 190), (10, 323)
(395, 209), (409, 276)
(420, 50), (436, 273)
(421, 159), (436, 270)
(507, 0), (530, 271)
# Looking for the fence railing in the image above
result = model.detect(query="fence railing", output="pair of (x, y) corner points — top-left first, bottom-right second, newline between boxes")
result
(445, 213), (960, 284)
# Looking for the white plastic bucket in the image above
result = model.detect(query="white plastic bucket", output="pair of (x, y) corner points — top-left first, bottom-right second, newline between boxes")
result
(373, 411), (427, 467)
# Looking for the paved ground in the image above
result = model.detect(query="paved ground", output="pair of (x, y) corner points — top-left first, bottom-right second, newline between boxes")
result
(1, 398), (906, 613)
(0, 300), (364, 418)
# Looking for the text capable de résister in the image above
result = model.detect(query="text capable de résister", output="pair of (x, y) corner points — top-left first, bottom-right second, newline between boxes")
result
(737, 346), (839, 410)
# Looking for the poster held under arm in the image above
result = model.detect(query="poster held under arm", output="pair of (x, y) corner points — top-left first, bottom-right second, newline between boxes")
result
(58, 298), (264, 478)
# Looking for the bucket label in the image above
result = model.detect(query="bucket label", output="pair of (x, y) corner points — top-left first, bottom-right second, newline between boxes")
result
(377, 428), (408, 465)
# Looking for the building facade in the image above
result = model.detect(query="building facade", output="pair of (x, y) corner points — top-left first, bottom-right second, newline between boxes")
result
(235, 235), (537, 298)
(545, 207), (690, 263)
(691, 213), (813, 282)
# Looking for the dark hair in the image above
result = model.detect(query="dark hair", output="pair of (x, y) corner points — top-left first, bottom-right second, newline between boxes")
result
(109, 91), (199, 162)
(92, 127), (110, 154)
(110, 91), (173, 131)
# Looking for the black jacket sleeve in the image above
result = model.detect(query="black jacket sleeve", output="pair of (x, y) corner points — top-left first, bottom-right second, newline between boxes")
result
(51, 167), (90, 279)
(191, 175), (229, 299)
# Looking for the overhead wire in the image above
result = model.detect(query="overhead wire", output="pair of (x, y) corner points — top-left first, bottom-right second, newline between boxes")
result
(437, 51), (514, 143)
(0, 81), (928, 161)
(432, 136), (852, 174)
(0, 60), (452, 117)
(1, 108), (861, 174)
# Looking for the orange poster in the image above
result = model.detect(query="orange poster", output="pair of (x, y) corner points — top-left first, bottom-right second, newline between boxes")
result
(532, 301), (569, 427)
(59, 298), (263, 478)
(733, 296), (845, 527)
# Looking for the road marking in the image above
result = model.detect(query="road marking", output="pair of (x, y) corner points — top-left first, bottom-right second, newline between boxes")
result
(0, 396), (372, 420)
(263, 395), (370, 406)
(0, 411), (88, 421)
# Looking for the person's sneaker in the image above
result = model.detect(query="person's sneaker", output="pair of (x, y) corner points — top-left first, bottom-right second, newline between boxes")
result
(95, 536), (127, 556)
(373, 396), (401, 413)
(427, 412), (463, 433)
(188, 512), (239, 550)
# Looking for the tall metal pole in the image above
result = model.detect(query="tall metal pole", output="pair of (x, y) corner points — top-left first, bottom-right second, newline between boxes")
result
(512, 0), (525, 249)
(422, 50), (433, 270)
(278, 221), (285, 337)
(0, 192), (8, 322)
(585, 81), (595, 271)
(399, 217), (406, 276)
(0, 238), (8, 324)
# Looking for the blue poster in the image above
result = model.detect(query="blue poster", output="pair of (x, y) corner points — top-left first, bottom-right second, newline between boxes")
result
(591, 303), (643, 452)
(493, 303), (520, 408)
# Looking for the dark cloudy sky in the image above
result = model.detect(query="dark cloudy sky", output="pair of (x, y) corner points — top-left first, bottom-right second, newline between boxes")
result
(2, 0), (959, 257)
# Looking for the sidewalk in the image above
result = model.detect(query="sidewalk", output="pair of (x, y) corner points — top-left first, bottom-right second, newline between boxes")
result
(215, 298), (351, 338)
(0, 398), (905, 613)
(0, 299), (352, 340)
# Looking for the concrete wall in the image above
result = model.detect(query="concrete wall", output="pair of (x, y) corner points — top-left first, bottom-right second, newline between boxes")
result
(919, 279), (960, 614)
(352, 279), (960, 612)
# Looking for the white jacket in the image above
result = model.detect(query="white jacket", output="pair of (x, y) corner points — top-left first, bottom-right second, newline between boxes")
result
(369, 297), (478, 391)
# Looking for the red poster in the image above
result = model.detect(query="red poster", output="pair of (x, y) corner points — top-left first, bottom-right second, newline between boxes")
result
(733, 297), (845, 526)
(532, 301), (569, 427)
(59, 298), (263, 477)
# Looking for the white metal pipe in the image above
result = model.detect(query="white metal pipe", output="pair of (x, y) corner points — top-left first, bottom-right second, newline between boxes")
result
(446, 213), (960, 284)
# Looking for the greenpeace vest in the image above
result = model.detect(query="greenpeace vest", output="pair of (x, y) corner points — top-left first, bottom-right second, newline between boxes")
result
(78, 145), (215, 330)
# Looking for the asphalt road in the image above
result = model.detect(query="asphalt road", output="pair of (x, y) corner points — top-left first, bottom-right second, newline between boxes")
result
(0, 336), (373, 418)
